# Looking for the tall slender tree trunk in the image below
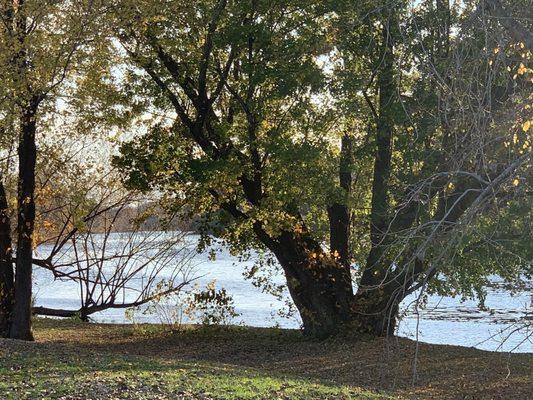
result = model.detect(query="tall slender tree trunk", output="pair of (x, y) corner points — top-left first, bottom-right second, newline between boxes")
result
(9, 102), (38, 341)
(0, 1), (16, 338)
(0, 179), (14, 337)
(328, 133), (354, 270)
(352, 8), (400, 336)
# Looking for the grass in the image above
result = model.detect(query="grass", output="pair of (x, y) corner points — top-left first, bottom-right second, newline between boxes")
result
(0, 319), (531, 399)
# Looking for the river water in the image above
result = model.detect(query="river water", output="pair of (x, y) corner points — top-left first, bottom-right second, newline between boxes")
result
(32, 233), (532, 353)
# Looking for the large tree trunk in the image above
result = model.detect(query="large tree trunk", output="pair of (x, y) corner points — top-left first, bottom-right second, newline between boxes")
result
(352, 259), (419, 336)
(265, 228), (406, 338)
(9, 103), (38, 341)
(0, 179), (14, 337)
(260, 228), (354, 338)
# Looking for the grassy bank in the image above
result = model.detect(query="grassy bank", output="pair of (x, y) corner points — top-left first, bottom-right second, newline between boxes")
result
(0, 319), (531, 399)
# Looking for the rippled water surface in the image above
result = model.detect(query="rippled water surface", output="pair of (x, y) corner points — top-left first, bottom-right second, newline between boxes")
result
(33, 233), (532, 353)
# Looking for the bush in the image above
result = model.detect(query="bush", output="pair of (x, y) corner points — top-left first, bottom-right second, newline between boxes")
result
(128, 280), (240, 330)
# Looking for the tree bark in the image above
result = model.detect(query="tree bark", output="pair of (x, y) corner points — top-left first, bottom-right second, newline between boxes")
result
(9, 102), (38, 341)
(352, 8), (400, 336)
(32, 307), (79, 318)
(328, 133), (354, 270)
(352, 287), (401, 336)
(256, 226), (355, 338)
(0, 179), (14, 337)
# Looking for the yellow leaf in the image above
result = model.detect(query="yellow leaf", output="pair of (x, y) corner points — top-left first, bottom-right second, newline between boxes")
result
(261, 120), (273, 130)
(513, 178), (519, 187)
(522, 120), (531, 132)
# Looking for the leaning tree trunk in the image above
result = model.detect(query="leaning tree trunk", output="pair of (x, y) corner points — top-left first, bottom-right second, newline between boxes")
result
(0, 179), (14, 337)
(9, 103), (38, 341)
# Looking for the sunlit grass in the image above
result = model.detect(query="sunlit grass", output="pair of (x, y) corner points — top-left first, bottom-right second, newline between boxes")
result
(1, 345), (384, 399)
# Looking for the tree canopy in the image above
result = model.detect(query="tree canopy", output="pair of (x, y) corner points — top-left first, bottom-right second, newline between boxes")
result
(112, 0), (531, 337)
(0, 0), (531, 340)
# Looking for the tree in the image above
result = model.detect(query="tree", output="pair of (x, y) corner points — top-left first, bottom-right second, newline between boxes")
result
(29, 139), (197, 320)
(32, 186), (197, 321)
(0, 0), (105, 339)
(334, 0), (532, 334)
(114, 0), (531, 337)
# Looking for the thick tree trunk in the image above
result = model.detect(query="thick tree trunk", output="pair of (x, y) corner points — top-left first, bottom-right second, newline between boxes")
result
(366, 10), (395, 278)
(9, 103), (38, 341)
(264, 230), (354, 338)
(0, 179), (14, 337)
(268, 231), (406, 338)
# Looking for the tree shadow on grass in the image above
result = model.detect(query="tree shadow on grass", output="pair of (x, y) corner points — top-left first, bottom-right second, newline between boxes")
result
(2, 337), (380, 399)
(23, 319), (533, 399)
